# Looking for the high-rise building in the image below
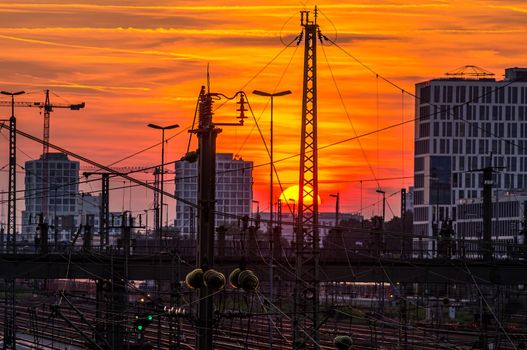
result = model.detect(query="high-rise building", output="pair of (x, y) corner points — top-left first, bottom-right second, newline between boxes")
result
(174, 153), (253, 237)
(22, 153), (80, 241)
(456, 193), (526, 259)
(413, 67), (527, 255)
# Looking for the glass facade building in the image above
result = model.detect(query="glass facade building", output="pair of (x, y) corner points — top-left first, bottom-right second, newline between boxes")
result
(413, 67), (527, 255)
(174, 153), (253, 238)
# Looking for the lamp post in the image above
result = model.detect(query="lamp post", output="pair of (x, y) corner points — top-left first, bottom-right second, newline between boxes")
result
(1, 90), (25, 118)
(329, 192), (340, 226)
(288, 198), (296, 221)
(253, 89), (291, 350)
(376, 189), (386, 230)
(252, 200), (260, 217)
(252, 89), (292, 241)
(163, 203), (169, 228)
(148, 123), (179, 249)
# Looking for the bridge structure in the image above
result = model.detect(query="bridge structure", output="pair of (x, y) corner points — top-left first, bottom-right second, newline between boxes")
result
(0, 242), (526, 284)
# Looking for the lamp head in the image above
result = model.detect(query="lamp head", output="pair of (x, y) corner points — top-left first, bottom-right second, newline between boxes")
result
(147, 123), (162, 129)
(1, 91), (25, 96)
(252, 90), (271, 97)
(274, 90), (292, 96)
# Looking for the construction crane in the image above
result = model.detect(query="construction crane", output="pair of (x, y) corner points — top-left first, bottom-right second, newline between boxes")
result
(0, 89), (85, 221)
(0, 90), (85, 153)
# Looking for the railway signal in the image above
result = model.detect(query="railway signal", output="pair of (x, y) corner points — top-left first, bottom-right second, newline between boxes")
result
(134, 313), (154, 332)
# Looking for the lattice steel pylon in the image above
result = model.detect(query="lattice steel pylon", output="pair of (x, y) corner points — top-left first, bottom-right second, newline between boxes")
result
(293, 8), (321, 350)
(4, 99), (18, 350)
(153, 167), (161, 246)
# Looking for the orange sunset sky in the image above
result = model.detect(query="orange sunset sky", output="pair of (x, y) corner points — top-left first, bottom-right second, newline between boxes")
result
(1, 0), (527, 224)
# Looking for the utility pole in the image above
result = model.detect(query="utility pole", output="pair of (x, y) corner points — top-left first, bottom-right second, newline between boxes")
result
(83, 172), (111, 251)
(193, 86), (246, 350)
(294, 8), (321, 349)
(153, 167), (161, 247)
(190, 86), (246, 350)
(401, 188), (407, 257)
(1, 90), (24, 350)
(482, 167), (493, 261)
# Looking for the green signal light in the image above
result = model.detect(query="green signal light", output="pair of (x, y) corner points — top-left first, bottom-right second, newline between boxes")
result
(137, 325), (143, 331)
(147, 314), (153, 321)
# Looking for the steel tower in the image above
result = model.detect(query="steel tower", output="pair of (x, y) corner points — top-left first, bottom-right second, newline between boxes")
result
(294, 8), (320, 350)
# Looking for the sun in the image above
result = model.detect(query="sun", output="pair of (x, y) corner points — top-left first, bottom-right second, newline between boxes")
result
(279, 185), (322, 206)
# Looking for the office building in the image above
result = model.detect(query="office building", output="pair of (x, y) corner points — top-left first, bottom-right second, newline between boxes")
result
(22, 153), (80, 242)
(175, 153), (253, 237)
(413, 67), (527, 254)
(456, 193), (526, 258)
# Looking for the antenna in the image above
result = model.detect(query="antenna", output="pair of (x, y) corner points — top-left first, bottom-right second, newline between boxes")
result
(206, 63), (211, 94)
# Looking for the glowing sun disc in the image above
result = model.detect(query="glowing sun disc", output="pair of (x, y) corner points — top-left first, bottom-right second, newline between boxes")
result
(279, 185), (321, 205)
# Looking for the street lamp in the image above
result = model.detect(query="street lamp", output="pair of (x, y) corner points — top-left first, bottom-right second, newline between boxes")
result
(148, 123), (179, 249)
(252, 89), (291, 350)
(252, 200), (260, 216)
(376, 189), (386, 229)
(288, 198), (296, 221)
(253, 90), (291, 349)
(329, 193), (340, 226)
(252, 89), (292, 239)
(1, 91), (25, 117)
(163, 203), (169, 228)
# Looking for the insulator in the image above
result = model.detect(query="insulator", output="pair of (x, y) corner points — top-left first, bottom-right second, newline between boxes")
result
(185, 268), (204, 289)
(228, 268), (241, 288)
(203, 269), (226, 291)
(333, 335), (353, 350)
(198, 88), (214, 128)
(236, 94), (248, 125)
(238, 270), (259, 292)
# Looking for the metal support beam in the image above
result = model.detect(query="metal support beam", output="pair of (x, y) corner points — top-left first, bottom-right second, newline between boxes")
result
(109, 258), (126, 350)
(193, 86), (221, 350)
(482, 167), (493, 260)
(101, 174), (110, 250)
(41, 91), (50, 221)
(7, 116), (16, 254)
(3, 279), (16, 349)
(37, 214), (49, 254)
(153, 167), (161, 249)
(95, 279), (107, 346)
(294, 8), (320, 350)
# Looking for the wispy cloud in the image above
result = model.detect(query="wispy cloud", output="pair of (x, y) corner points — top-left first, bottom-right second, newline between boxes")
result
(0, 34), (211, 60)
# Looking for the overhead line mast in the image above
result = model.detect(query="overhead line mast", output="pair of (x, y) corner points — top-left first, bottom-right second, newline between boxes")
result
(294, 7), (321, 350)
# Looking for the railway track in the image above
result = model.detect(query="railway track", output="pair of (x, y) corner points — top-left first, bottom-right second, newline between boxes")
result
(1, 296), (526, 349)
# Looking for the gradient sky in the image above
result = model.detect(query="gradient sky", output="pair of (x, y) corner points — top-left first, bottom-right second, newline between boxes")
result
(1, 0), (527, 225)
